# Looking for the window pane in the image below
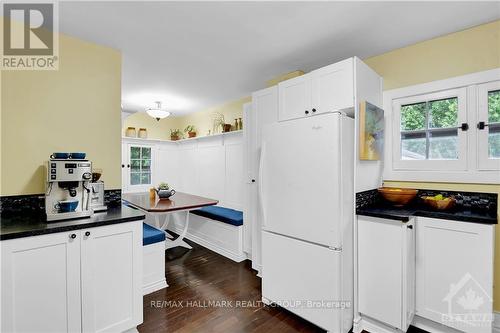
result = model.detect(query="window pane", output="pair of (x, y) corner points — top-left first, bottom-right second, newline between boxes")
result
(401, 102), (426, 131)
(488, 90), (500, 124)
(130, 147), (140, 159)
(141, 147), (151, 159)
(141, 159), (151, 171)
(130, 159), (140, 172)
(130, 173), (141, 185)
(489, 125), (500, 158)
(401, 132), (426, 160)
(429, 97), (458, 129)
(140, 173), (151, 185)
(429, 129), (458, 160)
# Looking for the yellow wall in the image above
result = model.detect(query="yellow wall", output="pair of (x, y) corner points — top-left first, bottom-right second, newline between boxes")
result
(124, 96), (251, 141)
(364, 20), (500, 90)
(368, 20), (500, 310)
(123, 112), (179, 141)
(1, 33), (122, 195)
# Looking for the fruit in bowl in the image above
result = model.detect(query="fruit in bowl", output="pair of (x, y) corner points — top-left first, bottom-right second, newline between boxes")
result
(422, 194), (456, 210)
(378, 187), (418, 207)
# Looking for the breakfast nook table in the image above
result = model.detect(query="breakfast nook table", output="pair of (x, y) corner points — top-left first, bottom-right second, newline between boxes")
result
(122, 191), (218, 249)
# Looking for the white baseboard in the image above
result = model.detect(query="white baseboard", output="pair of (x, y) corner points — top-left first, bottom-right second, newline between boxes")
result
(493, 311), (500, 333)
(143, 279), (168, 296)
(168, 214), (246, 263)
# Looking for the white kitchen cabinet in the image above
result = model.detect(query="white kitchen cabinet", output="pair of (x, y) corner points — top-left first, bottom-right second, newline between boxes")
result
(81, 221), (143, 333)
(357, 216), (415, 331)
(1, 221), (143, 333)
(249, 86), (278, 274)
(278, 74), (311, 121)
(278, 57), (354, 122)
(416, 217), (494, 333)
(311, 58), (354, 115)
(1, 231), (82, 333)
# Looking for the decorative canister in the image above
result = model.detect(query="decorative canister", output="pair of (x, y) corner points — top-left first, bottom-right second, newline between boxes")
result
(125, 127), (136, 137)
(238, 118), (243, 130)
(138, 128), (148, 139)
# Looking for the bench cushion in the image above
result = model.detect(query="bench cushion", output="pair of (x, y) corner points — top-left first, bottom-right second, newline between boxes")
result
(143, 223), (166, 246)
(191, 206), (243, 227)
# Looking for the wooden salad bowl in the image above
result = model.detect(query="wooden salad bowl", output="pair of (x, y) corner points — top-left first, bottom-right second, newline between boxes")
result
(378, 187), (418, 207)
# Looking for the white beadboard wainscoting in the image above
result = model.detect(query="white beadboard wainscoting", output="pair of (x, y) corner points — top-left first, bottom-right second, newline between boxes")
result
(122, 131), (248, 260)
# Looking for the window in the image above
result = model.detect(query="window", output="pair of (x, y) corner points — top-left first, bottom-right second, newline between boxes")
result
(487, 90), (500, 158)
(400, 97), (459, 160)
(129, 146), (151, 185)
(477, 81), (500, 170)
(393, 88), (467, 171)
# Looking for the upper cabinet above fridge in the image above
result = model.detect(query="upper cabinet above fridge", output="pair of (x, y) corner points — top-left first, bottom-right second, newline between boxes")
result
(278, 58), (354, 122)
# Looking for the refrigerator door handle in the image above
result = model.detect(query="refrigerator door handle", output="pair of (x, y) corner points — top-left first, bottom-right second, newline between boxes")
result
(258, 142), (267, 228)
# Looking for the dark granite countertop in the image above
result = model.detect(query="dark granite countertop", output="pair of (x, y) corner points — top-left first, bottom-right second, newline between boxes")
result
(0, 204), (146, 241)
(357, 203), (497, 224)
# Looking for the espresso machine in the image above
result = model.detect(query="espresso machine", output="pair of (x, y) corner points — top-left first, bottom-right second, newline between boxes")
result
(45, 158), (93, 221)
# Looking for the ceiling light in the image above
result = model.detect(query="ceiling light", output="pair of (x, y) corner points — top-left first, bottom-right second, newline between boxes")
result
(146, 101), (170, 121)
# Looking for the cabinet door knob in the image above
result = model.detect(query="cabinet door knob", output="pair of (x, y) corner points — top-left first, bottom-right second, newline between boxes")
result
(121, 164), (125, 168)
(407, 225), (413, 229)
(312, 108), (317, 113)
(305, 110), (309, 115)
(70, 233), (77, 239)
(85, 231), (91, 237)
(477, 121), (488, 130)
(127, 164), (130, 168)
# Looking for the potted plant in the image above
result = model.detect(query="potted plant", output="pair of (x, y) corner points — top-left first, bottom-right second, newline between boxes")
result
(170, 129), (182, 141)
(155, 182), (176, 199)
(184, 125), (197, 138)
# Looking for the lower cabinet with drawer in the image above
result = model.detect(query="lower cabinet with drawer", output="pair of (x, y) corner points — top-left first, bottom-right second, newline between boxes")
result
(357, 215), (415, 332)
(1, 221), (143, 333)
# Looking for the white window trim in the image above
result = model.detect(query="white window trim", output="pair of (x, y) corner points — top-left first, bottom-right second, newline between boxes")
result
(383, 68), (500, 184)
(477, 80), (500, 171)
(393, 87), (467, 171)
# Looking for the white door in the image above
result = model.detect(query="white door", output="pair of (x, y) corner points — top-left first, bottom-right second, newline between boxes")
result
(278, 74), (311, 121)
(262, 231), (342, 332)
(261, 113), (342, 247)
(81, 221), (143, 333)
(251, 86), (278, 274)
(243, 102), (253, 255)
(477, 80), (500, 170)
(1, 231), (82, 333)
(416, 217), (494, 333)
(311, 58), (354, 114)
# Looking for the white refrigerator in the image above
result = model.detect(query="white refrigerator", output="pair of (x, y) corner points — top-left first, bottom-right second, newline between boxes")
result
(260, 112), (354, 333)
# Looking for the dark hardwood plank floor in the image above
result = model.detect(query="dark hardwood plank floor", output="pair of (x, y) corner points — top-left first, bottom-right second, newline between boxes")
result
(139, 235), (427, 333)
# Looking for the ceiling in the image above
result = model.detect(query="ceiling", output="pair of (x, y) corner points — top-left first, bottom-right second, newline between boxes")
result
(59, 1), (500, 116)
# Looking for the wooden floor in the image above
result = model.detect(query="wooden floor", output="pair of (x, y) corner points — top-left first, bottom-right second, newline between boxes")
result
(139, 236), (427, 333)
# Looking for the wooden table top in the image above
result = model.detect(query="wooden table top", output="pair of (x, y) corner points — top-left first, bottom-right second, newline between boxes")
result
(122, 191), (218, 213)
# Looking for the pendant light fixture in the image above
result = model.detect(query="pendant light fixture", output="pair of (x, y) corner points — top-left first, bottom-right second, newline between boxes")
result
(146, 101), (170, 121)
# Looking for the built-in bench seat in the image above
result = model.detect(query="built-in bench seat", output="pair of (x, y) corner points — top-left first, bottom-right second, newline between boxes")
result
(190, 206), (243, 226)
(167, 205), (246, 262)
(142, 223), (167, 295)
(143, 223), (166, 245)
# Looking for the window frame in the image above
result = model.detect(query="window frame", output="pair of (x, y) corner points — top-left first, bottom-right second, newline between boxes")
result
(383, 68), (500, 184)
(477, 80), (500, 171)
(393, 87), (467, 171)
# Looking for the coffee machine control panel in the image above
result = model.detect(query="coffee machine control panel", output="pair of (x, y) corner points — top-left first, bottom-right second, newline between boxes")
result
(48, 160), (92, 182)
